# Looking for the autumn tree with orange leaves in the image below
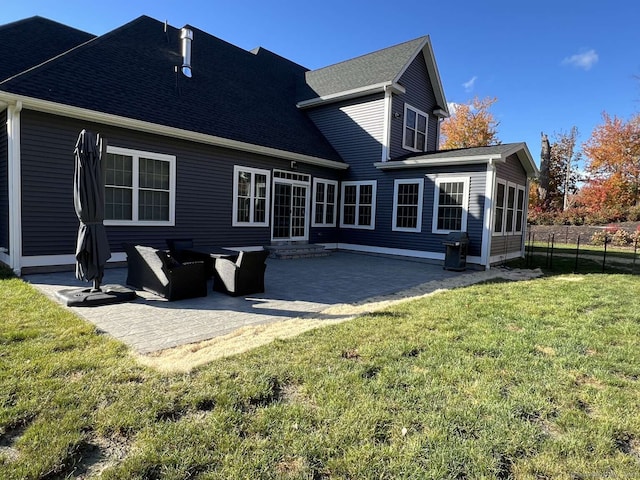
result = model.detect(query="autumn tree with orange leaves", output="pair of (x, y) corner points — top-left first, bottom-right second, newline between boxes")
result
(580, 112), (640, 210)
(439, 96), (500, 149)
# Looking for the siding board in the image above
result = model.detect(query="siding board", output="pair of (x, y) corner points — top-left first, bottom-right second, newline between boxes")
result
(0, 110), (8, 250)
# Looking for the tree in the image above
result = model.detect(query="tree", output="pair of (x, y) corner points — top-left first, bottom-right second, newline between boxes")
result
(582, 112), (640, 208)
(439, 96), (500, 149)
(531, 128), (581, 212)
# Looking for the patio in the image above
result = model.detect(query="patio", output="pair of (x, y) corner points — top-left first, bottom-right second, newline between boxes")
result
(26, 252), (497, 355)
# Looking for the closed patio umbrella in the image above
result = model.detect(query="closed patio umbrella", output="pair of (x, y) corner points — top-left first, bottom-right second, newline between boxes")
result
(73, 129), (111, 291)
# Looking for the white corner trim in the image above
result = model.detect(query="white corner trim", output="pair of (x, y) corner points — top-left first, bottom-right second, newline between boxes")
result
(381, 86), (394, 162)
(7, 101), (23, 275)
(480, 161), (496, 266)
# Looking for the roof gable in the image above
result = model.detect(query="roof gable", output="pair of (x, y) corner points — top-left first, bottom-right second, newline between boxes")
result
(0, 16), (342, 162)
(301, 36), (448, 114)
(0, 16), (95, 82)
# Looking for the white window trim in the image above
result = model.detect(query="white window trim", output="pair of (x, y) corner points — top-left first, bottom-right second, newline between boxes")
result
(104, 146), (176, 226)
(431, 175), (469, 234)
(340, 180), (377, 230)
(402, 103), (429, 152)
(492, 179), (507, 237)
(392, 178), (424, 233)
(493, 180), (527, 236)
(312, 178), (338, 227)
(515, 185), (526, 234)
(232, 165), (271, 227)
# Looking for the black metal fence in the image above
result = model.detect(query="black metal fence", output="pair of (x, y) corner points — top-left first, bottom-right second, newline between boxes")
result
(523, 231), (640, 274)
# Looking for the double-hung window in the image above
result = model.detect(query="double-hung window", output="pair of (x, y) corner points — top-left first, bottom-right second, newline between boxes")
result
(104, 147), (175, 226)
(403, 104), (428, 152)
(432, 176), (469, 233)
(233, 165), (270, 227)
(392, 179), (424, 232)
(312, 178), (338, 227)
(494, 180), (526, 235)
(340, 181), (377, 229)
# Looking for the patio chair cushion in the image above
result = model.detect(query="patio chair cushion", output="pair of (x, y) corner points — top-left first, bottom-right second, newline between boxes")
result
(124, 244), (207, 301)
(213, 249), (268, 296)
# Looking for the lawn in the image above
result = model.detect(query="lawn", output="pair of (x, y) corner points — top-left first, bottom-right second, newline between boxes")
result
(1, 264), (639, 479)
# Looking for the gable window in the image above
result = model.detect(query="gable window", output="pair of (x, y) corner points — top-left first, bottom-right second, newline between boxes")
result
(312, 178), (338, 227)
(432, 176), (469, 233)
(104, 146), (175, 226)
(403, 104), (428, 152)
(233, 165), (270, 227)
(392, 179), (424, 232)
(341, 181), (377, 229)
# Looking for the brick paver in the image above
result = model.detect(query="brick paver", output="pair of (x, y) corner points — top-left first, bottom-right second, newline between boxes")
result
(26, 252), (468, 354)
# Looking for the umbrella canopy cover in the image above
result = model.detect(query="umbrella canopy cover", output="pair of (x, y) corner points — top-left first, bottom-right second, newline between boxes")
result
(74, 129), (111, 288)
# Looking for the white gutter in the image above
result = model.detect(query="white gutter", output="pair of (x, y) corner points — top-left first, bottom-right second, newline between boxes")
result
(374, 155), (504, 170)
(297, 82), (405, 109)
(0, 92), (349, 171)
(6, 100), (22, 275)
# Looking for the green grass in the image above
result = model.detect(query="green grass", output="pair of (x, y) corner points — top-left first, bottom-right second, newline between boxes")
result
(1, 264), (640, 479)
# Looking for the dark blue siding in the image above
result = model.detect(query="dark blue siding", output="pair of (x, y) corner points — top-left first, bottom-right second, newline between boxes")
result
(0, 110), (8, 250)
(19, 110), (341, 257)
(390, 53), (439, 158)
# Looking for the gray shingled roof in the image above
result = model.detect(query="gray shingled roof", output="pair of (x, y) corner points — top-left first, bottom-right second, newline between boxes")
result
(303, 36), (427, 99)
(0, 16), (94, 82)
(0, 16), (342, 162)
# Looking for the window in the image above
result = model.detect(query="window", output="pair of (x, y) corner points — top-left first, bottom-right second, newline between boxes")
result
(494, 180), (526, 236)
(403, 104), (428, 152)
(392, 179), (424, 232)
(233, 165), (270, 226)
(104, 147), (175, 226)
(312, 178), (338, 227)
(432, 176), (469, 233)
(340, 181), (377, 229)
(515, 186), (525, 233)
(493, 180), (506, 235)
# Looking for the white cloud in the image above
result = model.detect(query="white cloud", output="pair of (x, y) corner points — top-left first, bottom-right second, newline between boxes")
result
(447, 102), (462, 114)
(562, 49), (599, 70)
(462, 76), (477, 92)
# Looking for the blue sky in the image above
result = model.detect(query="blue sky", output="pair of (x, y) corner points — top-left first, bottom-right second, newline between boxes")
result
(3, 0), (640, 167)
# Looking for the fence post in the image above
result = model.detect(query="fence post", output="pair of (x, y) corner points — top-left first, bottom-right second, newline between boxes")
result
(602, 234), (609, 273)
(633, 237), (638, 275)
(550, 233), (555, 270)
(574, 234), (580, 274)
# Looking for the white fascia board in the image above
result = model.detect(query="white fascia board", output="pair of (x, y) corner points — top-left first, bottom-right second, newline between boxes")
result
(374, 155), (498, 170)
(0, 92), (349, 171)
(296, 82), (405, 109)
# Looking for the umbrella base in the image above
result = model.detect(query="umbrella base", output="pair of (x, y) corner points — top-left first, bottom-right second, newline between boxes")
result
(56, 284), (136, 307)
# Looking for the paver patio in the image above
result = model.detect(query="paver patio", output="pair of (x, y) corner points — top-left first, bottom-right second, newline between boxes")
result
(26, 252), (470, 354)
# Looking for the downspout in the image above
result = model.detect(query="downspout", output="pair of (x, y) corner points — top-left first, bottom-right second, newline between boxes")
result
(480, 159), (497, 269)
(6, 101), (22, 275)
(380, 85), (393, 162)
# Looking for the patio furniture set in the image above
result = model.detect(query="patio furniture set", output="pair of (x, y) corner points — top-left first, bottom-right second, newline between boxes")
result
(123, 240), (269, 301)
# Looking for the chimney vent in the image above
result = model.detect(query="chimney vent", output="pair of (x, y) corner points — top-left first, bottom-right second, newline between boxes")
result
(180, 27), (193, 78)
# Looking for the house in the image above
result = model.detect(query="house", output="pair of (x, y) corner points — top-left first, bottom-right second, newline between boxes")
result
(0, 15), (537, 275)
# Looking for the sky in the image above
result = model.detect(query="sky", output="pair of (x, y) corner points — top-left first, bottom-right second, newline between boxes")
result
(3, 0), (640, 168)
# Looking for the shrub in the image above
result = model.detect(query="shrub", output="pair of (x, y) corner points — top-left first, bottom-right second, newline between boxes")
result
(590, 230), (609, 246)
(611, 229), (633, 246)
(627, 205), (640, 222)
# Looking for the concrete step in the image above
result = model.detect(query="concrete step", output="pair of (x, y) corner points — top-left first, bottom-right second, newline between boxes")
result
(265, 243), (331, 259)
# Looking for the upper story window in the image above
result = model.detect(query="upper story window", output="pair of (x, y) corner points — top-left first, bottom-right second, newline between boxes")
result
(233, 165), (270, 227)
(403, 104), (428, 152)
(432, 176), (469, 234)
(392, 179), (424, 232)
(104, 146), (175, 226)
(312, 178), (338, 227)
(341, 181), (377, 229)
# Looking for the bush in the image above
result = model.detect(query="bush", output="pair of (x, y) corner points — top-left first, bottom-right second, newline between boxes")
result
(590, 230), (609, 246)
(611, 229), (633, 246)
(627, 205), (640, 222)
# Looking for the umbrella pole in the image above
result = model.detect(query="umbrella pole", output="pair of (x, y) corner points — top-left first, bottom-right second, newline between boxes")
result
(92, 273), (103, 292)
